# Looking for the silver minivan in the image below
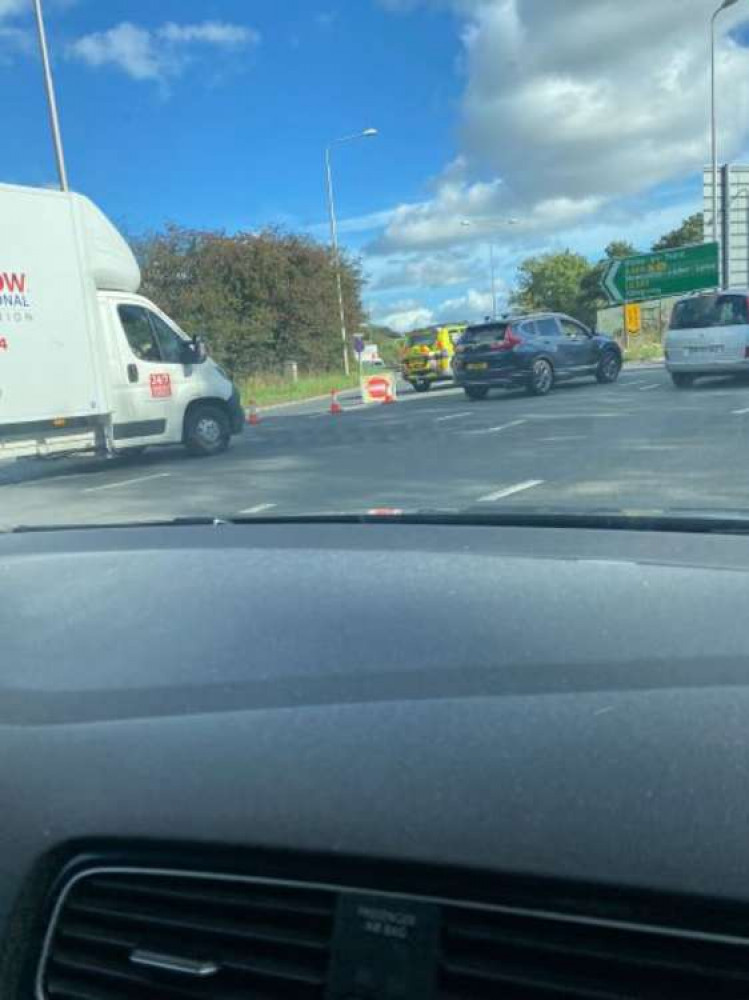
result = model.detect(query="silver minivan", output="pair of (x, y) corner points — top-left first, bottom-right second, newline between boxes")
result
(665, 290), (749, 388)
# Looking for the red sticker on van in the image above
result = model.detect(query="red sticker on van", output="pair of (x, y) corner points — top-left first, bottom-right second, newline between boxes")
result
(149, 373), (172, 398)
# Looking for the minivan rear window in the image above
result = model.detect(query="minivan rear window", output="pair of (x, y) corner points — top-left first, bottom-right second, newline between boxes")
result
(462, 323), (510, 345)
(670, 294), (749, 330)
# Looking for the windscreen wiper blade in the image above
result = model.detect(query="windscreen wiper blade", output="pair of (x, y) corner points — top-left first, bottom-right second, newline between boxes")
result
(227, 509), (749, 535)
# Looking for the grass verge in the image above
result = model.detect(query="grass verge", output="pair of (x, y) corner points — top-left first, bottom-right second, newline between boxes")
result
(623, 338), (664, 363)
(238, 371), (362, 407)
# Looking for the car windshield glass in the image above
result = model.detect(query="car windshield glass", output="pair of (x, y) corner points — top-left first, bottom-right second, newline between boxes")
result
(2, 1), (749, 531)
(670, 295), (749, 329)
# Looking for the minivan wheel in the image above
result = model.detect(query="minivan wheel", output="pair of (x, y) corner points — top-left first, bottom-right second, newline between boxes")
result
(464, 385), (489, 400)
(596, 351), (622, 384)
(185, 404), (231, 456)
(528, 358), (554, 396)
(671, 373), (695, 389)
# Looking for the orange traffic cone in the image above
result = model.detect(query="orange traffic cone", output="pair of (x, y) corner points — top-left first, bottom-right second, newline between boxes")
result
(330, 388), (343, 415)
(383, 385), (396, 405)
(247, 400), (260, 425)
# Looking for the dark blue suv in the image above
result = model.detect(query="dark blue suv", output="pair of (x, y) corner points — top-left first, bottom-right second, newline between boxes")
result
(452, 313), (622, 399)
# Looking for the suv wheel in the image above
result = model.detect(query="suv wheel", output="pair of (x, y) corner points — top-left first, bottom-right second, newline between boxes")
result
(671, 373), (695, 389)
(414, 380), (431, 393)
(528, 358), (554, 396)
(596, 351), (622, 384)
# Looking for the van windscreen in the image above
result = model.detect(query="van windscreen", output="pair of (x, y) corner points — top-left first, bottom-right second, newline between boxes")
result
(670, 295), (749, 330)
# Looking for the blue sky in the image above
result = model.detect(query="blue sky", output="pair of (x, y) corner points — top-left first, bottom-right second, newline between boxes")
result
(2, 0), (749, 331)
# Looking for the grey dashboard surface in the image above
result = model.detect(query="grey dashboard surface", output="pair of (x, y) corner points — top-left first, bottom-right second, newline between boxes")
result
(3, 520), (749, 952)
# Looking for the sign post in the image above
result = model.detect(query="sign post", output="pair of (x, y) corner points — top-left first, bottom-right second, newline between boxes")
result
(353, 334), (365, 379)
(601, 243), (720, 305)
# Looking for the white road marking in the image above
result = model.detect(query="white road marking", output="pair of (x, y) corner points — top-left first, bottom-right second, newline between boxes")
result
(434, 411), (472, 423)
(461, 419), (527, 436)
(82, 472), (171, 494)
(733, 406), (749, 415)
(477, 479), (544, 503)
(239, 503), (277, 514)
(639, 383), (661, 392)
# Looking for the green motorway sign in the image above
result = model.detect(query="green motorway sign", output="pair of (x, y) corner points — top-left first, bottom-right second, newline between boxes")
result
(601, 242), (720, 304)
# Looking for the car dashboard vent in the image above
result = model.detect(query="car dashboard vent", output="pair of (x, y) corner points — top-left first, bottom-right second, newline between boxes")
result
(39, 869), (336, 999)
(439, 902), (749, 998)
(38, 867), (749, 999)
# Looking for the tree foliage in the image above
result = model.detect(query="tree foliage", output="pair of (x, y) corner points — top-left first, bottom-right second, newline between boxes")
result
(651, 213), (704, 251)
(134, 226), (364, 377)
(510, 250), (591, 319)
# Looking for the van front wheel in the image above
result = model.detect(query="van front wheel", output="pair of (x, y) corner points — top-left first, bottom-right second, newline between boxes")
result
(185, 404), (231, 456)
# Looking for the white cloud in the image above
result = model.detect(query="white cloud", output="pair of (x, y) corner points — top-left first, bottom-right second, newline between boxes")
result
(372, 300), (436, 332)
(370, 248), (474, 291)
(68, 19), (259, 83)
(159, 21), (257, 46)
(438, 287), (497, 323)
(372, 0), (749, 255)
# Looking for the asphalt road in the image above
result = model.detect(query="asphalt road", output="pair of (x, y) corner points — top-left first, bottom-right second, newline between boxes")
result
(4, 363), (749, 528)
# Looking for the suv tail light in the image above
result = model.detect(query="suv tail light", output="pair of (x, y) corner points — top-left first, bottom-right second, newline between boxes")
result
(489, 326), (523, 351)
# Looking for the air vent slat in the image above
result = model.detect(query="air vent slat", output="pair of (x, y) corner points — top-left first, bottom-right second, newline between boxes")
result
(46, 975), (135, 1000)
(67, 897), (329, 950)
(86, 876), (333, 918)
(444, 917), (749, 985)
(49, 949), (306, 1000)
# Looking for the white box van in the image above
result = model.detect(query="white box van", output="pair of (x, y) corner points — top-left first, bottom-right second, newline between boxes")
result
(665, 290), (749, 388)
(0, 183), (244, 459)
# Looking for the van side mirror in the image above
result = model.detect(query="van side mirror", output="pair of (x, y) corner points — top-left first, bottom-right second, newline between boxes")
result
(182, 336), (207, 364)
(193, 336), (208, 363)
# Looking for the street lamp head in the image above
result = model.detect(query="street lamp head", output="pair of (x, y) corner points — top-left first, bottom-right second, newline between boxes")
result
(361, 128), (378, 138)
(721, 0), (740, 8)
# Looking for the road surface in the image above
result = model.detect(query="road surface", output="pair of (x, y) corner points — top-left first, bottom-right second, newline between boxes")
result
(3, 364), (749, 527)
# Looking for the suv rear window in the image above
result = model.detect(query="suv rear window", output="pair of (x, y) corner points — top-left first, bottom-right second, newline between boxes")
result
(670, 295), (749, 330)
(462, 322), (510, 345)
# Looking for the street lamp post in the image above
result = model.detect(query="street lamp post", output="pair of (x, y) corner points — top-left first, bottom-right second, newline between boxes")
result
(32, 0), (68, 191)
(461, 219), (519, 320)
(711, 0), (740, 272)
(325, 128), (378, 376)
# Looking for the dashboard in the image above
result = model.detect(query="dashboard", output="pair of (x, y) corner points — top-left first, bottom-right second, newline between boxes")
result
(4, 521), (749, 997)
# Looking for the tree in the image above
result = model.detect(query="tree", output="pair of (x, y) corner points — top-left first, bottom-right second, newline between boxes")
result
(134, 226), (364, 377)
(510, 250), (591, 320)
(652, 214), (704, 251)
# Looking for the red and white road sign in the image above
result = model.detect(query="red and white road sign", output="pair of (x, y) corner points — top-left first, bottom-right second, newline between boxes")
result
(361, 372), (396, 404)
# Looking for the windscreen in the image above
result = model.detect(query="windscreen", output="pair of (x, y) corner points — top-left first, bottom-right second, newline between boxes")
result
(2, 1), (748, 531)
(406, 332), (436, 347)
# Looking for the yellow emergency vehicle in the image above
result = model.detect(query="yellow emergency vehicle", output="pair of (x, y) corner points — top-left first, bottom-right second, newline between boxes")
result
(401, 324), (465, 392)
